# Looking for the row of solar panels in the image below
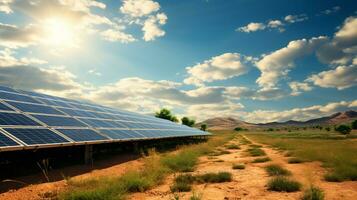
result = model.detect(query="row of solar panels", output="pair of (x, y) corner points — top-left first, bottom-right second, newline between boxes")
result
(0, 85), (209, 151)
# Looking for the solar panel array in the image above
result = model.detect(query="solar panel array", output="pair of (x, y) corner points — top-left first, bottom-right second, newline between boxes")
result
(0, 85), (209, 151)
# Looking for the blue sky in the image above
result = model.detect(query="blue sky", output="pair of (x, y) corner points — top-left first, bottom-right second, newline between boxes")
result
(0, 0), (356, 122)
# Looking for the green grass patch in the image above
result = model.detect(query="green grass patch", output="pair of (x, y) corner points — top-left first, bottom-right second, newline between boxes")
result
(267, 176), (301, 192)
(225, 144), (240, 149)
(232, 163), (245, 169)
(249, 144), (262, 148)
(252, 157), (271, 163)
(247, 148), (266, 156)
(246, 132), (357, 181)
(301, 186), (324, 200)
(197, 172), (232, 183)
(265, 164), (291, 176)
(288, 157), (305, 164)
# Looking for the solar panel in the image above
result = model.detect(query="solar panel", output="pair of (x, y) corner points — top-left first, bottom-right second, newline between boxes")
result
(0, 132), (20, 147)
(99, 129), (145, 140)
(0, 102), (14, 111)
(55, 129), (108, 142)
(32, 115), (87, 127)
(0, 112), (41, 126)
(6, 101), (64, 115)
(0, 85), (209, 151)
(3, 128), (69, 145)
(0, 91), (41, 104)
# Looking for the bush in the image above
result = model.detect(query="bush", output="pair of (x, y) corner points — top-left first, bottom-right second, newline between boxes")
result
(232, 164), (245, 169)
(197, 172), (232, 183)
(226, 144), (240, 149)
(247, 148), (266, 156)
(325, 127), (330, 132)
(267, 177), (301, 192)
(352, 120), (357, 130)
(155, 108), (178, 122)
(335, 124), (351, 135)
(171, 174), (195, 192)
(288, 157), (304, 163)
(200, 124), (207, 131)
(181, 117), (195, 127)
(265, 164), (291, 176)
(252, 157), (271, 163)
(161, 151), (198, 172)
(301, 186), (324, 200)
(234, 127), (243, 131)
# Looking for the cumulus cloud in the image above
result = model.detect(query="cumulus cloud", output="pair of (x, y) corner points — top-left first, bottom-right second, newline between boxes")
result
(289, 81), (313, 96)
(120, 0), (160, 17)
(317, 16), (357, 65)
(142, 13), (167, 41)
(284, 14), (308, 23)
(184, 53), (249, 86)
(236, 22), (265, 33)
(186, 101), (244, 121)
(307, 65), (357, 90)
(256, 36), (328, 88)
(243, 100), (357, 123)
(100, 29), (136, 43)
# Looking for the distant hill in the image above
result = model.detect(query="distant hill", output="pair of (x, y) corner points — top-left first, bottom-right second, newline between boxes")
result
(196, 110), (357, 130)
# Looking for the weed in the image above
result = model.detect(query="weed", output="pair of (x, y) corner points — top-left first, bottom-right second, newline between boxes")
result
(232, 164), (245, 169)
(197, 172), (232, 183)
(288, 157), (304, 164)
(267, 177), (301, 192)
(226, 144), (240, 149)
(265, 164), (291, 176)
(247, 148), (266, 156)
(249, 144), (262, 148)
(252, 157), (271, 163)
(190, 191), (202, 200)
(301, 186), (324, 200)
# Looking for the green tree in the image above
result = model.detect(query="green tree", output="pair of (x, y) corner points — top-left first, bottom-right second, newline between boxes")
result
(325, 127), (331, 132)
(335, 124), (351, 135)
(181, 117), (195, 127)
(200, 124), (207, 131)
(234, 127), (243, 131)
(155, 108), (178, 122)
(352, 120), (357, 130)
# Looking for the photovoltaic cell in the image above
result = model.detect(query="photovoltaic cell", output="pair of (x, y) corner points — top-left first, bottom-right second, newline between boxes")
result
(79, 118), (126, 128)
(6, 101), (64, 115)
(32, 115), (87, 127)
(0, 102), (14, 111)
(99, 129), (145, 140)
(0, 132), (20, 147)
(56, 129), (108, 142)
(0, 91), (41, 104)
(0, 112), (41, 126)
(57, 108), (97, 118)
(4, 128), (69, 145)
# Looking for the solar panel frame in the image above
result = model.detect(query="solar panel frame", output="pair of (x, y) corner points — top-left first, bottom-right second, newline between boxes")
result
(55, 129), (109, 142)
(0, 91), (42, 104)
(31, 114), (88, 127)
(6, 101), (65, 115)
(0, 112), (42, 126)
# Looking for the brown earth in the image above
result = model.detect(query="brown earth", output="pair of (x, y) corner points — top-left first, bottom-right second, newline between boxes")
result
(1, 135), (357, 200)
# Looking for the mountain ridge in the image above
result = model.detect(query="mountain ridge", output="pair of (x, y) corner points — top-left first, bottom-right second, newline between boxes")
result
(196, 110), (357, 130)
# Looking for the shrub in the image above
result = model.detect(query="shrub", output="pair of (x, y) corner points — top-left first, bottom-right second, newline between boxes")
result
(197, 172), (232, 183)
(252, 157), (271, 163)
(226, 144), (240, 149)
(325, 127), (330, 132)
(161, 151), (198, 172)
(288, 157), (304, 164)
(171, 174), (195, 192)
(265, 164), (291, 176)
(249, 144), (262, 148)
(247, 148), (266, 156)
(190, 192), (202, 200)
(301, 186), (324, 200)
(200, 124), (207, 131)
(234, 127), (243, 131)
(352, 120), (357, 130)
(155, 108), (178, 122)
(181, 117), (195, 127)
(232, 164), (245, 169)
(267, 177), (301, 192)
(335, 124), (351, 135)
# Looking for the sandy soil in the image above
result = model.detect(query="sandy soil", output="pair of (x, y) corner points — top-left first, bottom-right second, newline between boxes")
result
(1, 136), (356, 200)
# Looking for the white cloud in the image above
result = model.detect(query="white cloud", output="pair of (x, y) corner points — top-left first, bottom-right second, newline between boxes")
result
(256, 36), (328, 88)
(307, 65), (357, 90)
(0, 48), (47, 66)
(284, 14), (308, 23)
(100, 29), (136, 43)
(243, 100), (357, 123)
(184, 53), (248, 86)
(120, 0), (160, 17)
(289, 81), (313, 96)
(88, 69), (102, 76)
(142, 13), (167, 41)
(0, 0), (12, 13)
(236, 22), (265, 33)
(267, 20), (283, 28)
(317, 16), (357, 65)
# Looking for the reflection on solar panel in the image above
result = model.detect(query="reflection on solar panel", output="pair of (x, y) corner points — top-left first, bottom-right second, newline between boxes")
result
(4, 128), (69, 145)
(0, 85), (209, 151)
(56, 129), (108, 142)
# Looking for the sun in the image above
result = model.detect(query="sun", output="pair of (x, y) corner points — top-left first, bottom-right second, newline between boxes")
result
(43, 18), (76, 47)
